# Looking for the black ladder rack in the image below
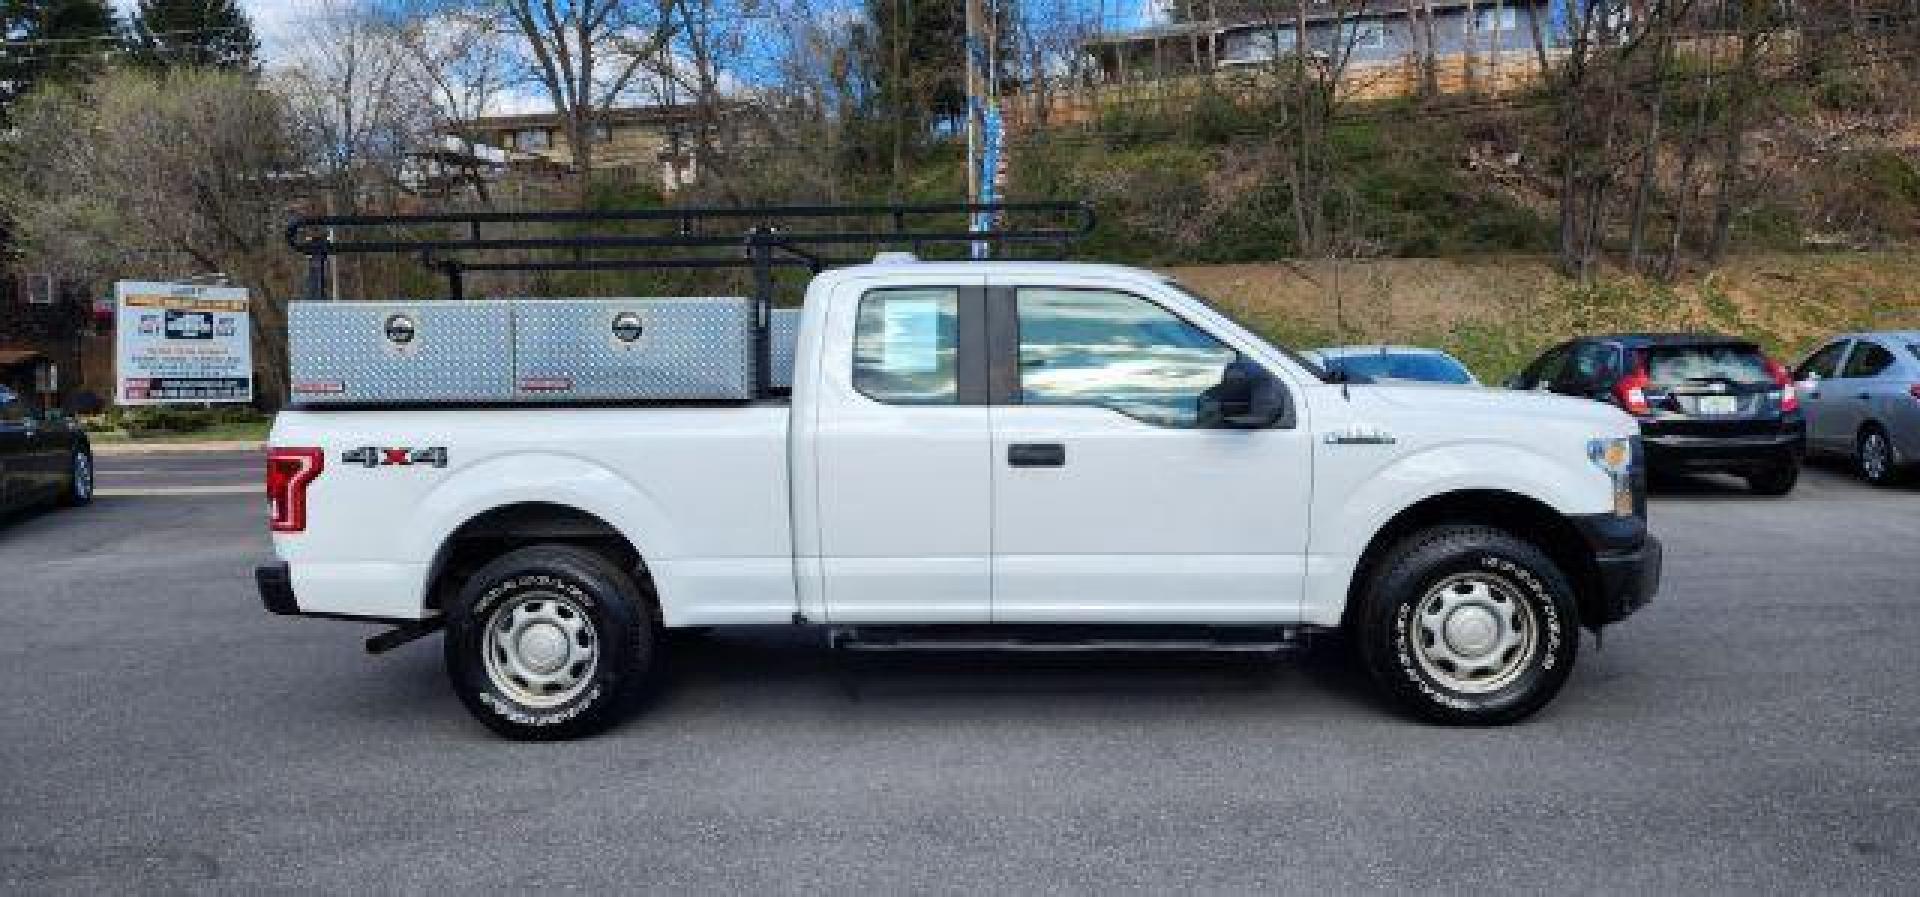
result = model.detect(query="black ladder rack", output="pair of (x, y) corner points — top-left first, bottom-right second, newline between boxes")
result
(284, 201), (1095, 398)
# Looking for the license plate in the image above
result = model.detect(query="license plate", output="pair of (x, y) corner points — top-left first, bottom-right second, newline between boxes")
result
(1697, 395), (1739, 415)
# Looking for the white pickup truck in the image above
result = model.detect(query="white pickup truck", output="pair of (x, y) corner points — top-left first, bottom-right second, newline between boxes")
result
(258, 208), (1661, 740)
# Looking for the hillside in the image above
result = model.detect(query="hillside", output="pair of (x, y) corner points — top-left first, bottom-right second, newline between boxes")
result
(1167, 251), (1920, 380)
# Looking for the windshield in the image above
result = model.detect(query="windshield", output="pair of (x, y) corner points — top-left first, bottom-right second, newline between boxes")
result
(1326, 351), (1475, 385)
(1162, 281), (1331, 381)
(1644, 344), (1772, 386)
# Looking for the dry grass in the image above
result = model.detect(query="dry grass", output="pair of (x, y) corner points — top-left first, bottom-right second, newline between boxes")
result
(1163, 251), (1920, 380)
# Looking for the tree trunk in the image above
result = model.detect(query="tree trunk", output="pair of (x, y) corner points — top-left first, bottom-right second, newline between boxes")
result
(1627, 27), (1674, 272)
(1707, 31), (1762, 264)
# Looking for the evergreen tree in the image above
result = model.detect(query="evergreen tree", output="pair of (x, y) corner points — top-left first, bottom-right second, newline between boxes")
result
(131, 0), (256, 71)
(0, 0), (121, 120)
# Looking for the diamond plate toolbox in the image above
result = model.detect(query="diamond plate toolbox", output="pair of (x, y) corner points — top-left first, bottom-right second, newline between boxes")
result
(289, 301), (517, 403)
(770, 308), (801, 389)
(512, 298), (754, 401)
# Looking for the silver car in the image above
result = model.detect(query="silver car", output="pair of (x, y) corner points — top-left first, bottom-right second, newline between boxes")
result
(1301, 345), (1480, 386)
(1791, 331), (1920, 486)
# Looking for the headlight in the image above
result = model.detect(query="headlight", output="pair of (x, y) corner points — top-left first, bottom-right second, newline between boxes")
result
(1588, 436), (1637, 516)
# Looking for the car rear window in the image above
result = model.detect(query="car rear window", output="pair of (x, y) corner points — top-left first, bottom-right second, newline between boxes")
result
(1332, 352), (1474, 384)
(1643, 344), (1772, 385)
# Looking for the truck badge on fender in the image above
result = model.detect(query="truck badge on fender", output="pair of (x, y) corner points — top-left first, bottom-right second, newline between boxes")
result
(342, 446), (448, 468)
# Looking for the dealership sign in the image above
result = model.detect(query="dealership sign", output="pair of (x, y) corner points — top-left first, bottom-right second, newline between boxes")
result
(115, 281), (253, 405)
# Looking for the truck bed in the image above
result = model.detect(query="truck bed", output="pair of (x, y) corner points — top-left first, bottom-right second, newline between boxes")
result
(270, 405), (796, 625)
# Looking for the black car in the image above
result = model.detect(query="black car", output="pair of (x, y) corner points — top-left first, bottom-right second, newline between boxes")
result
(0, 386), (94, 514)
(1509, 334), (1805, 494)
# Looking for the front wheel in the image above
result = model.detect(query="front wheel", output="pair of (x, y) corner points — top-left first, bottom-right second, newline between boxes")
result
(61, 446), (94, 507)
(1355, 525), (1580, 726)
(444, 544), (657, 741)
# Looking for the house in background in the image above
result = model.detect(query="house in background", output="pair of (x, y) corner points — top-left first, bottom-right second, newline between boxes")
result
(465, 105), (708, 193)
(1086, 0), (1565, 87)
(0, 273), (110, 414)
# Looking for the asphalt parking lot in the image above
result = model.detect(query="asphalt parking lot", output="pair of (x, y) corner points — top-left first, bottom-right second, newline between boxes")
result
(2, 449), (1916, 893)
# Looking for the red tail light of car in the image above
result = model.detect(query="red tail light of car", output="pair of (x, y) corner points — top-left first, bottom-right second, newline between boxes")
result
(1909, 383), (1920, 402)
(267, 447), (324, 533)
(1613, 361), (1652, 415)
(1763, 359), (1799, 412)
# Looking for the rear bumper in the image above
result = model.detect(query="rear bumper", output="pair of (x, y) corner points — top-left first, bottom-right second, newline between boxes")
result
(1568, 514), (1664, 626)
(256, 562), (412, 624)
(1642, 429), (1803, 470)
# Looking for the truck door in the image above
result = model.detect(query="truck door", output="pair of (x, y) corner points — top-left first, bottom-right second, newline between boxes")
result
(804, 276), (992, 622)
(986, 281), (1314, 622)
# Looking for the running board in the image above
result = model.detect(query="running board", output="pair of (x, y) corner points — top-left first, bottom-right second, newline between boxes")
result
(830, 625), (1304, 655)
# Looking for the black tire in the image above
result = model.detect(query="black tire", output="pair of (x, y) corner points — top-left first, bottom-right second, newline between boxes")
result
(1746, 456), (1800, 496)
(444, 544), (656, 741)
(1857, 425), (1901, 488)
(1355, 525), (1580, 726)
(60, 446), (94, 507)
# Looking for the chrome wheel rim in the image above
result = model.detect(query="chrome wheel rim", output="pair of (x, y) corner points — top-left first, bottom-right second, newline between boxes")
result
(1407, 573), (1539, 694)
(73, 453), (92, 499)
(1862, 433), (1890, 481)
(482, 591), (598, 707)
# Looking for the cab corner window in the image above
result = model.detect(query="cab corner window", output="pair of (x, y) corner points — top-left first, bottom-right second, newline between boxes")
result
(1015, 288), (1245, 428)
(852, 288), (960, 405)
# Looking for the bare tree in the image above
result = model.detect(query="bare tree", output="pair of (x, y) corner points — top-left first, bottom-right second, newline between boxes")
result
(388, 2), (521, 202)
(274, 0), (436, 215)
(491, 0), (678, 205)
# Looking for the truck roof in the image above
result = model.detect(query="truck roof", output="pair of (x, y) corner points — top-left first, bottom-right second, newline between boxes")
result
(817, 259), (1168, 284)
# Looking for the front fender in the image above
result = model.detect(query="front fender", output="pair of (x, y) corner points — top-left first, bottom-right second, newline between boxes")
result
(1301, 440), (1608, 626)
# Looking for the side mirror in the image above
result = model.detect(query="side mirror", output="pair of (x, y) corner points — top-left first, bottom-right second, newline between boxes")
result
(1199, 357), (1286, 429)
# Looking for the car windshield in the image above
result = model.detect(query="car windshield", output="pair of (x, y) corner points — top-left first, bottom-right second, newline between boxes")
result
(1162, 281), (1330, 381)
(1328, 351), (1474, 385)
(1644, 344), (1772, 386)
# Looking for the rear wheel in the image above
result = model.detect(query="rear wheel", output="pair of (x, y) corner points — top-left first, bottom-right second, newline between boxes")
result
(1355, 525), (1579, 725)
(1746, 456), (1799, 496)
(60, 447), (94, 507)
(444, 544), (656, 741)
(1858, 426), (1900, 487)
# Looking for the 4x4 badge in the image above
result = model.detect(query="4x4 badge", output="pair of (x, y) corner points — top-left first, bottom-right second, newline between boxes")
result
(342, 446), (448, 468)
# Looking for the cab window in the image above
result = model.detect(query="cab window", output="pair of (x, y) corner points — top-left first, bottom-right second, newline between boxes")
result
(1014, 288), (1240, 428)
(851, 288), (960, 405)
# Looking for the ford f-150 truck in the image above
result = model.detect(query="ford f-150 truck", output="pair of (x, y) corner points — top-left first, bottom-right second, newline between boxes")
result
(258, 205), (1661, 740)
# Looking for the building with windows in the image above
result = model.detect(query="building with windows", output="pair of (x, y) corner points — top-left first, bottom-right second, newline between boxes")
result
(462, 105), (709, 191)
(1085, 1), (1563, 85)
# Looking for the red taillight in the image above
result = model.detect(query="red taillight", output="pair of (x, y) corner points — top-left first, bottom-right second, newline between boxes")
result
(1764, 359), (1799, 412)
(1909, 383), (1920, 402)
(267, 447), (324, 533)
(1613, 365), (1652, 415)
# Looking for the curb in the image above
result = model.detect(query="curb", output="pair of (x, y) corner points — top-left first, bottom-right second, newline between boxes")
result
(92, 440), (265, 456)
